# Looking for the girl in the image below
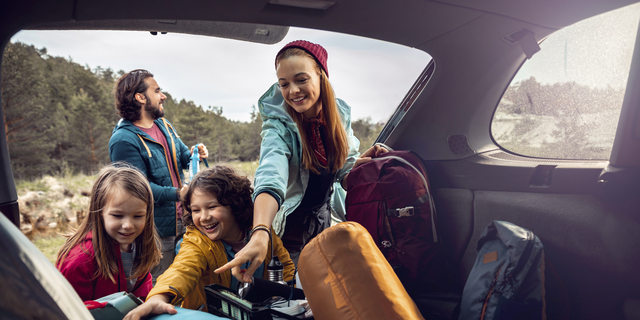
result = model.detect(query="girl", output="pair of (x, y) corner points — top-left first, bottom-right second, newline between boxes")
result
(123, 165), (294, 319)
(56, 164), (161, 301)
(218, 40), (387, 282)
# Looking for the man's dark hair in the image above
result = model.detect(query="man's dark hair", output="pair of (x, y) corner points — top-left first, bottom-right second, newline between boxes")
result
(181, 165), (254, 232)
(115, 69), (154, 122)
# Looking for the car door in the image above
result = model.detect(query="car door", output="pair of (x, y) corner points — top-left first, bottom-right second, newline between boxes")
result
(379, 3), (640, 320)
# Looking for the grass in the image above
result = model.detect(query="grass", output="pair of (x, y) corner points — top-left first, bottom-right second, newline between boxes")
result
(25, 161), (259, 262)
(62, 173), (98, 195)
(15, 172), (97, 197)
(32, 234), (67, 264)
(226, 160), (259, 178)
(15, 179), (50, 194)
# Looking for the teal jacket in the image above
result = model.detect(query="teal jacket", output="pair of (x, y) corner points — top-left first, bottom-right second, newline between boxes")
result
(109, 118), (190, 238)
(254, 83), (360, 237)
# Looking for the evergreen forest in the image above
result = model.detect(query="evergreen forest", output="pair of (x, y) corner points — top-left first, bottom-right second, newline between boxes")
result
(2, 42), (384, 180)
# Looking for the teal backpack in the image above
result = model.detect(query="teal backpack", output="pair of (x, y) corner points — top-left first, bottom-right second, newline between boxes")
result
(459, 220), (545, 320)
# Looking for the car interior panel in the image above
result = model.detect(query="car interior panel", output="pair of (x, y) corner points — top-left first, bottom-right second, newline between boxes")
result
(2, 0), (640, 319)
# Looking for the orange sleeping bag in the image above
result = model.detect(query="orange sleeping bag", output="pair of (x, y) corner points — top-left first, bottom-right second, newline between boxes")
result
(297, 222), (424, 320)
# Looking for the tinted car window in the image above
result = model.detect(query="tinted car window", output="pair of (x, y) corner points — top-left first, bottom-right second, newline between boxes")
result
(491, 3), (640, 160)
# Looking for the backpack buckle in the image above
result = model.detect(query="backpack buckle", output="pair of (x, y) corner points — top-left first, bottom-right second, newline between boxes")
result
(395, 207), (415, 217)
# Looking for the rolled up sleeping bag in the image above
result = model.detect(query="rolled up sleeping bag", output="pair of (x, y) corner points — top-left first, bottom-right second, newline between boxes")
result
(298, 222), (424, 320)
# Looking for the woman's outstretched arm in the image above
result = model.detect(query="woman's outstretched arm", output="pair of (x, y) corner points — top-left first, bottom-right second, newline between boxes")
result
(215, 192), (279, 283)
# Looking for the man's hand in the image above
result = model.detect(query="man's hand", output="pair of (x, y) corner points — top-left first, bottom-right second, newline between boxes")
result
(190, 144), (209, 160)
(215, 230), (270, 283)
(123, 295), (176, 320)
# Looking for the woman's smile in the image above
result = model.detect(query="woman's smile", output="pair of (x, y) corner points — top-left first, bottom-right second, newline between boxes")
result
(277, 55), (322, 118)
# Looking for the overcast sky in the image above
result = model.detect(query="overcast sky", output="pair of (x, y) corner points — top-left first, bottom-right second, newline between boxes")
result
(11, 28), (431, 123)
(512, 2), (639, 89)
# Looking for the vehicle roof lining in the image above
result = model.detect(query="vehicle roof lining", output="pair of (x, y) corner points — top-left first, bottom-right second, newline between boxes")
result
(16, 0), (482, 49)
(432, 0), (638, 29)
(9, 0), (638, 52)
(27, 20), (290, 45)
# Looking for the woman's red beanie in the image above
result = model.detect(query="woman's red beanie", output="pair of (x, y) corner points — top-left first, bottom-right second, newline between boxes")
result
(275, 40), (329, 77)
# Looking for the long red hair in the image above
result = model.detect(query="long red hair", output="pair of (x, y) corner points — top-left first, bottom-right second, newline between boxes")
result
(276, 48), (349, 174)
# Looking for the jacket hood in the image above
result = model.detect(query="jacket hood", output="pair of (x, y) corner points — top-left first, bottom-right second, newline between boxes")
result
(258, 83), (295, 125)
(112, 118), (137, 134)
(112, 118), (167, 135)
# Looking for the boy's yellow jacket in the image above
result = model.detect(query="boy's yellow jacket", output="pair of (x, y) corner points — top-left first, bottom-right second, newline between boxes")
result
(148, 226), (295, 311)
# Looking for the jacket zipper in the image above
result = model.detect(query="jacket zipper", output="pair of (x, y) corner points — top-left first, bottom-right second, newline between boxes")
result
(162, 119), (183, 237)
(161, 119), (182, 186)
(138, 134), (180, 235)
(131, 272), (149, 294)
(138, 135), (179, 189)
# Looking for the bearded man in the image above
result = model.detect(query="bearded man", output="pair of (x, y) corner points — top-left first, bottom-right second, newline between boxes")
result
(109, 69), (208, 281)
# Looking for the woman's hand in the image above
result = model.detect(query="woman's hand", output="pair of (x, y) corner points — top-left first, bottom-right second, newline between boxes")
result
(215, 230), (270, 283)
(215, 192), (278, 283)
(123, 295), (176, 320)
(343, 144), (389, 190)
(355, 144), (389, 167)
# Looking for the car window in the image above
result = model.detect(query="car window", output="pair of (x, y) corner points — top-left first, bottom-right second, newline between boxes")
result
(491, 3), (640, 160)
(7, 28), (430, 166)
(4, 27), (430, 260)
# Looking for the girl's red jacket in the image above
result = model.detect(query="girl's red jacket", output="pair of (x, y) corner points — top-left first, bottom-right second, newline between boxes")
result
(57, 232), (152, 301)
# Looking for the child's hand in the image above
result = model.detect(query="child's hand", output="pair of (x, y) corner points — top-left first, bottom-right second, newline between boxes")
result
(215, 230), (270, 283)
(123, 295), (176, 320)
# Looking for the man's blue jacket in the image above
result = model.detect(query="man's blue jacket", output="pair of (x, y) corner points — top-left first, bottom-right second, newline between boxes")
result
(109, 118), (190, 238)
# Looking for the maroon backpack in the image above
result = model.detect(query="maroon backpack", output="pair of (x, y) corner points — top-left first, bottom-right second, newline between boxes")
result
(345, 150), (444, 290)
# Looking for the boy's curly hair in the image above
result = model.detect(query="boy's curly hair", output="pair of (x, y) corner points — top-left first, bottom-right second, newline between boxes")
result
(181, 165), (254, 232)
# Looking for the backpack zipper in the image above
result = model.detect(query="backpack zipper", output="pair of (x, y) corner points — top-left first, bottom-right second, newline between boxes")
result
(381, 240), (405, 254)
(480, 265), (502, 320)
(511, 231), (535, 276)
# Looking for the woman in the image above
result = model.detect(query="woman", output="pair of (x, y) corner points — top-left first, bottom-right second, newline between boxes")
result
(217, 40), (386, 283)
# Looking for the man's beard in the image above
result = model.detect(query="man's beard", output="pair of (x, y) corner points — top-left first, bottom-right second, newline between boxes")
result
(144, 97), (165, 120)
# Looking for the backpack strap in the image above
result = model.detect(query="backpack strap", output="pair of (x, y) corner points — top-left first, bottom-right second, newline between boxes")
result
(386, 193), (430, 217)
(378, 154), (438, 242)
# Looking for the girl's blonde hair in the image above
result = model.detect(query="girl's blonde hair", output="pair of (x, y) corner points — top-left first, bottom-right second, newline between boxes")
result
(55, 164), (161, 283)
(276, 47), (349, 174)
